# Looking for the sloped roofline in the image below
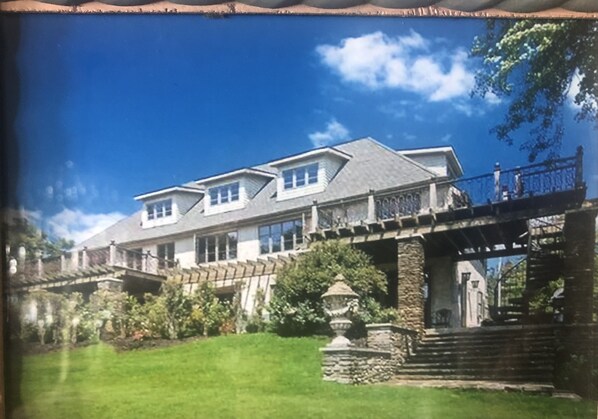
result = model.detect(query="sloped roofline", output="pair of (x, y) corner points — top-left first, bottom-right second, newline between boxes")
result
(134, 186), (205, 201)
(268, 147), (352, 167)
(348, 136), (440, 178)
(398, 145), (464, 178)
(195, 167), (276, 186)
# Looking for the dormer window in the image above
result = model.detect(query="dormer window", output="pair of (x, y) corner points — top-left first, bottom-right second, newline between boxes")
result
(282, 163), (319, 190)
(146, 199), (172, 220)
(209, 182), (240, 206)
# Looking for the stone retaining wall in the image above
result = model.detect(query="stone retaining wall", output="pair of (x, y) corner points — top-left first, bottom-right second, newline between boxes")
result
(321, 347), (392, 384)
(321, 323), (419, 384)
(366, 323), (419, 371)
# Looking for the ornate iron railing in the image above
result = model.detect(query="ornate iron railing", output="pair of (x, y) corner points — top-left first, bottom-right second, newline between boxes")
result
(317, 200), (369, 229)
(444, 147), (583, 208)
(375, 188), (424, 220)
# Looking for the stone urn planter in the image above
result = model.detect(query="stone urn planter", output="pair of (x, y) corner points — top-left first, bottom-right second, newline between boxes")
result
(321, 274), (359, 348)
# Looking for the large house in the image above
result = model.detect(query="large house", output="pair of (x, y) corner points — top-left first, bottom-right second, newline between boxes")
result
(9, 137), (597, 387)
(9, 138), (487, 329)
(9, 137), (595, 334)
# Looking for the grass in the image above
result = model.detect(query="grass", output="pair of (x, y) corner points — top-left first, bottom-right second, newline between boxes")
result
(9, 334), (597, 418)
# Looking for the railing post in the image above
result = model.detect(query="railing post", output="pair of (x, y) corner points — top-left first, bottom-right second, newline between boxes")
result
(60, 252), (67, 272)
(18, 245), (26, 266)
(310, 200), (318, 233)
(72, 250), (79, 270)
(575, 145), (584, 188)
(428, 183), (437, 209)
(36, 251), (43, 277)
(109, 240), (117, 266)
(82, 247), (89, 269)
(142, 251), (149, 272)
(493, 162), (501, 202)
(367, 189), (376, 223)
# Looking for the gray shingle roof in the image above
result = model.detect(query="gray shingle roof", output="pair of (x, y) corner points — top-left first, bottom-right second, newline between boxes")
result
(77, 138), (437, 249)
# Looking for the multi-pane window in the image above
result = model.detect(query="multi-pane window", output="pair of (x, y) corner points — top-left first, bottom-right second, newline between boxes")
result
(196, 231), (238, 264)
(282, 163), (318, 190)
(209, 182), (240, 206)
(259, 219), (303, 254)
(147, 199), (173, 220)
(157, 242), (175, 269)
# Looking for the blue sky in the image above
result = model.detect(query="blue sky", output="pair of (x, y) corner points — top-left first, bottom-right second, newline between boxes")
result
(2, 15), (596, 243)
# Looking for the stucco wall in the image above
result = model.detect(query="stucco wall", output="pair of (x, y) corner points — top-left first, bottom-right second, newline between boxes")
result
(237, 225), (260, 262)
(174, 236), (195, 268)
(455, 260), (487, 327)
(427, 257), (487, 328)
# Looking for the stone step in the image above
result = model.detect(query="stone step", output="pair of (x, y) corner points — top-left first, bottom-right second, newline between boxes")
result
(419, 334), (555, 345)
(403, 363), (554, 372)
(400, 367), (554, 376)
(413, 348), (555, 360)
(403, 355), (554, 367)
(415, 340), (555, 351)
(424, 325), (555, 336)
(387, 378), (555, 393)
(396, 366), (554, 376)
(392, 374), (554, 383)
(408, 352), (554, 363)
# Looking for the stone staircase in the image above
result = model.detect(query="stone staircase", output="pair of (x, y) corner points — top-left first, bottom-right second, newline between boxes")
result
(394, 326), (556, 384)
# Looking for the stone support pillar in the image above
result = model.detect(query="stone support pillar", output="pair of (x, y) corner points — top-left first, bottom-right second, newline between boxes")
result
(397, 236), (426, 332)
(563, 209), (597, 324)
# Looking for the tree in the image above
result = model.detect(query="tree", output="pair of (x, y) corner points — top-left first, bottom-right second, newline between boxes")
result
(4, 215), (74, 258)
(472, 20), (597, 162)
(269, 241), (397, 337)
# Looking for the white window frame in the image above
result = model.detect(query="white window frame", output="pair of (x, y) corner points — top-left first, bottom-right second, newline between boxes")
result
(258, 219), (303, 254)
(195, 231), (238, 264)
(147, 199), (173, 220)
(282, 163), (318, 190)
(209, 182), (240, 206)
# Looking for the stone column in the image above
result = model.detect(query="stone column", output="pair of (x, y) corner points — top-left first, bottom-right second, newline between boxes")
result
(397, 236), (426, 332)
(563, 209), (597, 324)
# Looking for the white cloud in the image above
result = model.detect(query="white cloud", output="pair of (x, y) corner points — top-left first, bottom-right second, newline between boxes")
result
(317, 31), (475, 102)
(46, 209), (125, 244)
(440, 134), (452, 143)
(402, 133), (417, 142)
(484, 91), (502, 105)
(308, 119), (350, 148)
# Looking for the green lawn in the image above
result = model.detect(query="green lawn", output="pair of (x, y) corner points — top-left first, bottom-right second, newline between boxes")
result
(10, 334), (597, 418)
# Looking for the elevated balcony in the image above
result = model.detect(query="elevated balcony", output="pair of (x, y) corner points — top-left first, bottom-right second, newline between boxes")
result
(308, 147), (585, 240)
(8, 243), (176, 294)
